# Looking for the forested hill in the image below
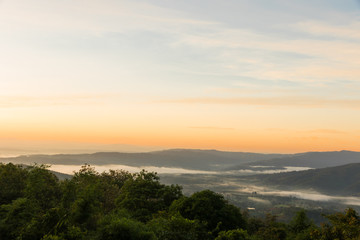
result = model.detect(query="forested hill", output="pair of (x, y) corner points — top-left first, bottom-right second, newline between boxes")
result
(254, 162), (360, 196)
(1, 162), (360, 240)
(0, 149), (287, 171)
(228, 150), (360, 170)
(3, 150), (360, 173)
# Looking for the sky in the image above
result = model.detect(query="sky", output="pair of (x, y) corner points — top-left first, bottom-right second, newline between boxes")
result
(0, 0), (360, 154)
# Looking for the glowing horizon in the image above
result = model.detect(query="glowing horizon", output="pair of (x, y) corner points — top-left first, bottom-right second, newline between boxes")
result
(1, 0), (360, 154)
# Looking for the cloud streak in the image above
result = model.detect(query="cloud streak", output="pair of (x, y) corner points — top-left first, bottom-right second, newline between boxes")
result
(0, 94), (119, 108)
(301, 129), (347, 135)
(295, 20), (360, 40)
(159, 96), (360, 109)
(188, 126), (235, 131)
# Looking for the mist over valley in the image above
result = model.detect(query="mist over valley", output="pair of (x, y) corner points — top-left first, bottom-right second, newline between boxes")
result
(3, 148), (360, 221)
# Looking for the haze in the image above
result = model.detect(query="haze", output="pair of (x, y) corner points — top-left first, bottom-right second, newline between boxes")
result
(1, 0), (360, 153)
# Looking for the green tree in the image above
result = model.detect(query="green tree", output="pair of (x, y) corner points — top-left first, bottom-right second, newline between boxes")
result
(100, 169), (133, 189)
(310, 208), (360, 240)
(287, 210), (315, 240)
(96, 214), (156, 240)
(25, 164), (61, 209)
(60, 165), (123, 232)
(254, 214), (287, 240)
(117, 170), (183, 222)
(170, 190), (246, 234)
(148, 213), (210, 240)
(0, 165), (62, 240)
(0, 198), (35, 240)
(215, 229), (249, 240)
(246, 217), (264, 236)
(0, 163), (28, 204)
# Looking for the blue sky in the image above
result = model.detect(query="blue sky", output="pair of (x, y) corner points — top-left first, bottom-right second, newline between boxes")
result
(0, 0), (360, 153)
(1, 0), (359, 94)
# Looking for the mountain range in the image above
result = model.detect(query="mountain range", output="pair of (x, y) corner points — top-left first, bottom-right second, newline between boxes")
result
(2, 149), (360, 196)
(227, 150), (360, 170)
(0, 149), (286, 171)
(2, 149), (360, 172)
(252, 162), (360, 196)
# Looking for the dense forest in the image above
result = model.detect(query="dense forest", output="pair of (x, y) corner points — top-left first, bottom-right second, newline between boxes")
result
(0, 163), (359, 240)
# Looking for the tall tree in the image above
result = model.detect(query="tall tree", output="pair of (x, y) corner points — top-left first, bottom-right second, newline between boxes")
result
(117, 170), (182, 222)
(170, 190), (246, 234)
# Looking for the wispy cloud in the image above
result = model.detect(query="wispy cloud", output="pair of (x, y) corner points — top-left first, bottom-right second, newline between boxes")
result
(2, 0), (359, 87)
(0, 94), (119, 108)
(188, 126), (235, 131)
(301, 129), (347, 134)
(295, 20), (360, 40)
(0, 0), (217, 35)
(265, 128), (347, 135)
(159, 96), (360, 109)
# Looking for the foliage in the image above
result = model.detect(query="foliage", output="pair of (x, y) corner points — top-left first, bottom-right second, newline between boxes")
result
(0, 163), (28, 204)
(0, 162), (360, 240)
(96, 214), (156, 240)
(148, 212), (210, 240)
(117, 170), (182, 222)
(25, 164), (61, 209)
(170, 189), (246, 234)
(310, 208), (360, 240)
(215, 229), (249, 240)
(289, 209), (314, 233)
(254, 214), (287, 240)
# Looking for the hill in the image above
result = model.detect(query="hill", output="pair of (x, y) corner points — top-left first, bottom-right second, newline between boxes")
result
(228, 150), (360, 170)
(3, 150), (360, 173)
(0, 149), (287, 171)
(254, 162), (360, 196)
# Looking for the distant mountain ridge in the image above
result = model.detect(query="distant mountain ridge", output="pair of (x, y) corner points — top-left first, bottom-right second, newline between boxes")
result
(253, 162), (360, 196)
(228, 150), (360, 170)
(1, 149), (360, 173)
(3, 149), (360, 198)
(0, 149), (287, 171)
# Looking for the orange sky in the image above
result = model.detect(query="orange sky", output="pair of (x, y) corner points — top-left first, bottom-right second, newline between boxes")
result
(1, 0), (360, 154)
